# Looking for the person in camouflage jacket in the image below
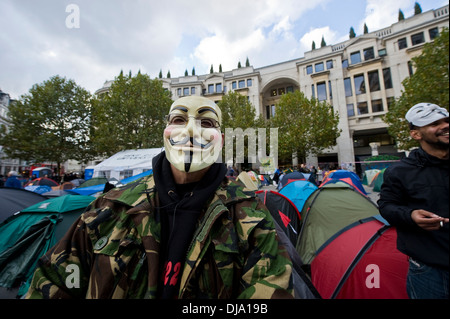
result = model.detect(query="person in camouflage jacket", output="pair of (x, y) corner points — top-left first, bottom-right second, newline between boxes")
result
(25, 96), (294, 299)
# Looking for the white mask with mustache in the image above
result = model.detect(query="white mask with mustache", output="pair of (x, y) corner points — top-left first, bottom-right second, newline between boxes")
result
(163, 96), (223, 173)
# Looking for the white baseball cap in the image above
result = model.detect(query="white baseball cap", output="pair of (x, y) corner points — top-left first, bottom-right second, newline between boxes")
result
(405, 103), (449, 127)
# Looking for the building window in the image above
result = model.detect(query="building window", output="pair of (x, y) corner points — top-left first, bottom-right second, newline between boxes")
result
(247, 79), (252, 87)
(191, 87), (196, 95)
(378, 48), (387, 56)
(232, 81), (237, 89)
(363, 47), (375, 61)
(408, 61), (414, 76)
(344, 78), (352, 97)
(216, 83), (222, 93)
(342, 59), (349, 68)
(271, 89), (277, 96)
(347, 103), (355, 117)
(398, 37), (408, 50)
(387, 97), (395, 110)
(278, 88), (286, 95)
(223, 86), (227, 93)
(350, 51), (361, 64)
(121, 170), (133, 179)
(371, 99), (384, 113)
(317, 82), (327, 101)
(177, 88), (182, 96)
(368, 70), (380, 92)
(411, 32), (425, 45)
(315, 62), (324, 72)
(328, 81), (333, 99)
(383, 68), (393, 89)
(238, 80), (245, 88)
(183, 87), (189, 96)
(208, 84), (214, 94)
(326, 60), (333, 69)
(286, 86), (294, 93)
(357, 101), (369, 115)
(429, 27), (439, 40)
(311, 84), (315, 99)
(354, 74), (365, 95)
(306, 65), (313, 74)
(266, 105), (270, 119)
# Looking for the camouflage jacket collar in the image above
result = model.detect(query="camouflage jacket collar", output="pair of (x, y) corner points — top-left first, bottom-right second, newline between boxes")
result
(103, 174), (256, 212)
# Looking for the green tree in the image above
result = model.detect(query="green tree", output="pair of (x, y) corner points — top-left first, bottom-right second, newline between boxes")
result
(91, 71), (172, 156)
(363, 23), (369, 34)
(0, 75), (93, 173)
(270, 91), (340, 163)
(218, 91), (265, 165)
(210, 64), (214, 73)
(192, 67), (196, 75)
(312, 41), (316, 50)
(184, 69), (188, 76)
(320, 36), (326, 47)
(349, 27), (356, 39)
(384, 28), (449, 150)
(219, 64), (223, 73)
(245, 57), (250, 67)
(414, 2), (422, 15)
(159, 69), (163, 78)
(237, 61), (242, 68)
(166, 70), (171, 78)
(219, 91), (263, 130)
(398, 9), (405, 21)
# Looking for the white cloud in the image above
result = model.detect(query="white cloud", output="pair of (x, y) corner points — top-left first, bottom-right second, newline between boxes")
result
(362, 0), (413, 32)
(300, 26), (342, 52)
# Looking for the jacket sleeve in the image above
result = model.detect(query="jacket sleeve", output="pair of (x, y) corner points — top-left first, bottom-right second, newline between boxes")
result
(237, 203), (294, 299)
(24, 212), (93, 299)
(377, 166), (416, 228)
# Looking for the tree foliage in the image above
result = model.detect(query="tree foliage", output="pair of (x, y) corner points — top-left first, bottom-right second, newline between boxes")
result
(270, 90), (341, 162)
(91, 71), (172, 157)
(218, 91), (265, 164)
(349, 27), (356, 39)
(219, 91), (263, 130)
(383, 27), (449, 150)
(0, 75), (93, 170)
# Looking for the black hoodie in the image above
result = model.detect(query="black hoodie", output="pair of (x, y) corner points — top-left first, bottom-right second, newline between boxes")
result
(378, 147), (449, 270)
(151, 152), (227, 298)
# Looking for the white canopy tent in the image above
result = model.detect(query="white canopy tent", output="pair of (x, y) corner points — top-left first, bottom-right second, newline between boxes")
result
(92, 148), (163, 180)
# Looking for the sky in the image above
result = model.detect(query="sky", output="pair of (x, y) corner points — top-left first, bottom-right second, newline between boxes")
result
(1, 0), (448, 99)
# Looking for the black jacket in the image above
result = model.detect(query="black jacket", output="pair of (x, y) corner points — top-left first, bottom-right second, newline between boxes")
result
(378, 148), (449, 270)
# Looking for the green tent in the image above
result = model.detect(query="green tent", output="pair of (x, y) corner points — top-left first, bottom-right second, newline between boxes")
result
(296, 182), (379, 266)
(371, 168), (386, 192)
(0, 194), (94, 297)
(362, 169), (380, 185)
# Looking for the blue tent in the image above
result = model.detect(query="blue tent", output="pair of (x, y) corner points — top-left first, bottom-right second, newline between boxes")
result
(321, 170), (367, 196)
(66, 183), (105, 196)
(118, 169), (153, 185)
(24, 185), (52, 195)
(280, 180), (318, 212)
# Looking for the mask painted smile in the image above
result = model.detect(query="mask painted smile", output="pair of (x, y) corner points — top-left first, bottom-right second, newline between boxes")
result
(163, 96), (223, 173)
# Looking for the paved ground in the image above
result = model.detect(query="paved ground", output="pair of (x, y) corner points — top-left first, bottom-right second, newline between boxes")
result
(363, 185), (380, 205)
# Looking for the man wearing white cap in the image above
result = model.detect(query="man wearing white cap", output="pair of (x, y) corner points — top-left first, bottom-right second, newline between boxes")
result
(378, 102), (449, 299)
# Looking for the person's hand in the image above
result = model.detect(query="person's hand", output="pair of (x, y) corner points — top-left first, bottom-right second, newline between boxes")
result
(411, 209), (449, 231)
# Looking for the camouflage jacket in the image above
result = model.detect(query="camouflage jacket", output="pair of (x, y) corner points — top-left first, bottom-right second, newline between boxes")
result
(25, 175), (294, 299)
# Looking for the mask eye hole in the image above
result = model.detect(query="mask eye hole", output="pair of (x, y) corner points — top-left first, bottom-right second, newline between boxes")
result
(199, 118), (216, 128)
(167, 115), (187, 126)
